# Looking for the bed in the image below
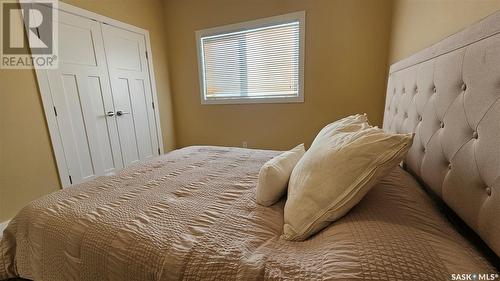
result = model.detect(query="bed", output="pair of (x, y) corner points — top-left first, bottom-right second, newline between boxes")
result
(2, 10), (500, 281)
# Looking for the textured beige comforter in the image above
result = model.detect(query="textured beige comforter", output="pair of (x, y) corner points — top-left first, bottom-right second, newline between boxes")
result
(0, 146), (496, 280)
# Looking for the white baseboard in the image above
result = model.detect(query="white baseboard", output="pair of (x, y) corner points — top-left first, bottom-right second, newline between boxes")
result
(0, 220), (11, 238)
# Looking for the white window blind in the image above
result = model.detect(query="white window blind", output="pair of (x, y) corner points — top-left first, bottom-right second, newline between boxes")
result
(196, 12), (305, 104)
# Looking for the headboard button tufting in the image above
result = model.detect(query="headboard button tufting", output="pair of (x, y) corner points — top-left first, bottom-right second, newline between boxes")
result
(385, 15), (500, 256)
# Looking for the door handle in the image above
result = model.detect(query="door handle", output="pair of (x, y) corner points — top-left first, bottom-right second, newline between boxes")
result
(116, 110), (130, 116)
(105, 111), (115, 117)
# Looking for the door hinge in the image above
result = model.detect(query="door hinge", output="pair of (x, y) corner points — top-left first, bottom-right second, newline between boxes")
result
(152, 101), (155, 110)
(145, 51), (148, 59)
(158, 148), (161, 155)
(53, 106), (58, 116)
(68, 175), (73, 184)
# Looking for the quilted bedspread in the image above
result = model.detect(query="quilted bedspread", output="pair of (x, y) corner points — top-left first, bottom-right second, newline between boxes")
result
(0, 146), (496, 280)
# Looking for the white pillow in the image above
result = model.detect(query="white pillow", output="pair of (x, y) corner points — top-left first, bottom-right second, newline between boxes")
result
(282, 119), (413, 241)
(256, 144), (306, 206)
(311, 113), (370, 146)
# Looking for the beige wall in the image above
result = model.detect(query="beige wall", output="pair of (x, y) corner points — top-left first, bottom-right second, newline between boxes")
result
(0, 0), (175, 222)
(389, 0), (500, 64)
(164, 0), (394, 150)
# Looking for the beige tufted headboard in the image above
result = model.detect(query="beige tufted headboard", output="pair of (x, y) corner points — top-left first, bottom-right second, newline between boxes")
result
(383, 11), (500, 257)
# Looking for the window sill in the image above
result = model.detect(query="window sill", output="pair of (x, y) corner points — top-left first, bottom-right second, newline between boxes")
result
(201, 95), (304, 105)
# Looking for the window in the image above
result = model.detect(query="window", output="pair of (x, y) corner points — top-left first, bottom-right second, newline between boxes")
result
(196, 11), (305, 104)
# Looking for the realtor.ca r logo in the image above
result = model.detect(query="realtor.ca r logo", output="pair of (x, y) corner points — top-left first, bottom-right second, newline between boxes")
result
(1, 0), (58, 69)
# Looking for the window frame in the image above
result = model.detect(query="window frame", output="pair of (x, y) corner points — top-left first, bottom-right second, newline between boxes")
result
(195, 11), (305, 105)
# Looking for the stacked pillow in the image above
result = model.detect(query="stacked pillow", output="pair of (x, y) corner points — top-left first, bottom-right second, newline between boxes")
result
(256, 143), (306, 206)
(256, 114), (413, 241)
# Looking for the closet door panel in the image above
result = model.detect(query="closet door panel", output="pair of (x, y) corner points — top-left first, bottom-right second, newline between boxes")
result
(59, 21), (97, 66)
(114, 78), (140, 165)
(87, 76), (118, 173)
(129, 79), (155, 159)
(51, 73), (94, 182)
(102, 24), (160, 162)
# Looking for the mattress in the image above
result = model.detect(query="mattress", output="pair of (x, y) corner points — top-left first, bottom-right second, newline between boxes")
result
(0, 146), (496, 280)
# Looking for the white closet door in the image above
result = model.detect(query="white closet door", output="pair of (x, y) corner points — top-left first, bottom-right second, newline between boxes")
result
(102, 24), (160, 166)
(46, 11), (123, 184)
